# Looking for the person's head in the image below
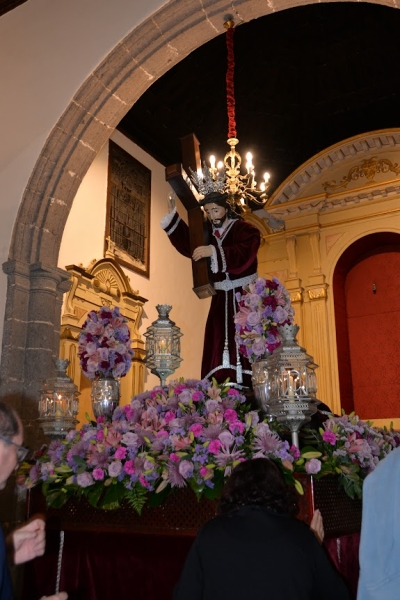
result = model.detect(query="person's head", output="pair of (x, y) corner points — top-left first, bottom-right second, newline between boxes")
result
(219, 457), (298, 516)
(199, 191), (240, 228)
(0, 402), (26, 490)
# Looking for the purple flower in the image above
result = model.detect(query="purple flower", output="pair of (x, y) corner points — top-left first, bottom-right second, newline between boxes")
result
(305, 458), (322, 474)
(77, 472), (94, 487)
(108, 461), (123, 477)
(178, 460), (194, 479)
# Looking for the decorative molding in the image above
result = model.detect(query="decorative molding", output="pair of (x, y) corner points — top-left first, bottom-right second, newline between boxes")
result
(289, 291), (303, 303)
(322, 157), (400, 192)
(307, 286), (327, 301)
(269, 130), (400, 206)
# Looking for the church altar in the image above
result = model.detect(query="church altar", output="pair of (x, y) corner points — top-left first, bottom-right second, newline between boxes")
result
(22, 475), (361, 599)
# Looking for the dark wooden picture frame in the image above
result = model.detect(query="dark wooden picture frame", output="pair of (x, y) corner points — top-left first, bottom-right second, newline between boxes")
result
(105, 140), (151, 277)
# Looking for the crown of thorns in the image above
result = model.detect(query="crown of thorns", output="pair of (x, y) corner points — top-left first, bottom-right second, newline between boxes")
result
(189, 163), (226, 196)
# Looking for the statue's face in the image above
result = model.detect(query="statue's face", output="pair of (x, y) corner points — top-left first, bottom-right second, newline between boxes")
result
(203, 203), (228, 229)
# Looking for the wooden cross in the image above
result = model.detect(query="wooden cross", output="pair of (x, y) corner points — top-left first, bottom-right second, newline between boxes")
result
(165, 133), (216, 300)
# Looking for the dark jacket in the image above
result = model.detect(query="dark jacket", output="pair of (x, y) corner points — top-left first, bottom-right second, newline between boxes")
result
(174, 505), (351, 600)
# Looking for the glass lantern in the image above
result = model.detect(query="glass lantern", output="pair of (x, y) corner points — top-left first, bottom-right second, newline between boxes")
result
(38, 358), (80, 439)
(144, 304), (183, 386)
(255, 323), (320, 448)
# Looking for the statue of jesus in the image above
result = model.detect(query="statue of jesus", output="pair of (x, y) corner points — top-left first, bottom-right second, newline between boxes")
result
(162, 190), (261, 388)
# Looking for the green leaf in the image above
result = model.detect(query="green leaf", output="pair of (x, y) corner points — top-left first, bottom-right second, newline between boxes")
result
(85, 482), (105, 508)
(148, 484), (171, 508)
(46, 489), (69, 509)
(99, 482), (124, 510)
(125, 484), (148, 515)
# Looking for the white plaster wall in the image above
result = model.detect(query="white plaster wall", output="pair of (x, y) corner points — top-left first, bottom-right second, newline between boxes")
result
(0, 0), (167, 351)
(59, 130), (210, 390)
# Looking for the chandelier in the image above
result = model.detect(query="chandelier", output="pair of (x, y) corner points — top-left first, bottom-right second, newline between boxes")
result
(191, 19), (271, 213)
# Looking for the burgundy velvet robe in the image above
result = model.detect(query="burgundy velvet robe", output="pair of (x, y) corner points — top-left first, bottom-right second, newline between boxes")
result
(163, 211), (260, 387)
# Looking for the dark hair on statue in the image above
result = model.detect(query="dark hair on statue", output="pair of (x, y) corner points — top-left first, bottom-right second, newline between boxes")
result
(0, 401), (20, 440)
(199, 191), (243, 221)
(218, 458), (298, 517)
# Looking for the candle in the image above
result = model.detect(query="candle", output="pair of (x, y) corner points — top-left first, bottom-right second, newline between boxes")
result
(159, 339), (167, 354)
(288, 387), (295, 403)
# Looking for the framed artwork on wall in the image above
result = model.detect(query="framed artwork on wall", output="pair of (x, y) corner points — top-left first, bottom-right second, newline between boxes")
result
(106, 140), (151, 277)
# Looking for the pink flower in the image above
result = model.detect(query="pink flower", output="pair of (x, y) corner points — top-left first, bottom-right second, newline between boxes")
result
(114, 446), (127, 459)
(290, 445), (300, 459)
(227, 388), (240, 397)
(224, 409), (238, 423)
(164, 411), (176, 424)
(123, 406), (134, 420)
(192, 391), (203, 402)
(105, 429), (122, 447)
(169, 453), (180, 463)
(124, 460), (135, 475)
(189, 423), (203, 437)
(229, 421), (245, 434)
(322, 430), (337, 446)
(96, 430), (104, 442)
(199, 467), (208, 477)
(93, 468), (105, 480)
(208, 439), (222, 454)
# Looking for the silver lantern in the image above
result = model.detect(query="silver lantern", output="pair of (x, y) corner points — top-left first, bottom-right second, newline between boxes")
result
(38, 358), (80, 439)
(252, 323), (320, 448)
(144, 304), (183, 386)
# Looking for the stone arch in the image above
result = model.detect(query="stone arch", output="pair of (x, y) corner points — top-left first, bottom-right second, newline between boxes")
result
(1, 0), (398, 416)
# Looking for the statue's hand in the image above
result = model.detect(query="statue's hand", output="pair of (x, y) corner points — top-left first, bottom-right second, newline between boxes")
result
(167, 190), (176, 213)
(192, 246), (213, 261)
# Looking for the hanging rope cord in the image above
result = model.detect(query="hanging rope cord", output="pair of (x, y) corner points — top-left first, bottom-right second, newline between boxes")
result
(226, 26), (237, 140)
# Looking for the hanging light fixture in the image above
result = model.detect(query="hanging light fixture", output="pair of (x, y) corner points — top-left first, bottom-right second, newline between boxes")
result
(191, 18), (271, 213)
(144, 305), (183, 387)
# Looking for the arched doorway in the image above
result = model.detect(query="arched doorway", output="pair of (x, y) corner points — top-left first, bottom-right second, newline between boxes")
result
(334, 232), (400, 419)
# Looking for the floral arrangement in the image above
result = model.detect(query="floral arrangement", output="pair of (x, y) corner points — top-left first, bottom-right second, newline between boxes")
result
(26, 378), (301, 512)
(78, 306), (134, 379)
(234, 277), (295, 363)
(26, 378), (400, 511)
(298, 412), (400, 499)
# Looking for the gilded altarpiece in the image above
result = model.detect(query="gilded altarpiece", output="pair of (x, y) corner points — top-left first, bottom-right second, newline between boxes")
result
(60, 255), (147, 426)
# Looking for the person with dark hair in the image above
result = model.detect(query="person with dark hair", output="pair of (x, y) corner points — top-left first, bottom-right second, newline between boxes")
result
(0, 401), (67, 600)
(162, 190), (260, 387)
(174, 458), (351, 600)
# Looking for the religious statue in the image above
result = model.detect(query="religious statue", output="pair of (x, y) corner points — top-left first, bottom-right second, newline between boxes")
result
(161, 190), (260, 388)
